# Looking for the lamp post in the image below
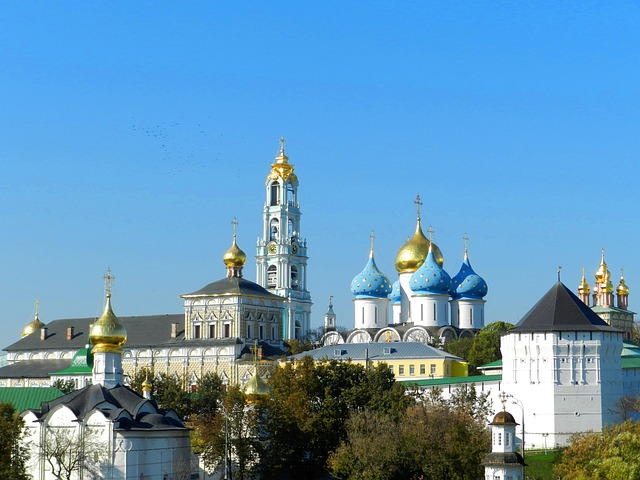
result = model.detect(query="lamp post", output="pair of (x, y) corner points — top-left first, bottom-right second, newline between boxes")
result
(542, 433), (549, 455)
(217, 399), (231, 480)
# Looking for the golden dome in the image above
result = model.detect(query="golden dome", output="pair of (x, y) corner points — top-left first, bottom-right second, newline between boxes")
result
(244, 367), (270, 399)
(595, 248), (609, 283)
(21, 312), (45, 338)
(89, 294), (127, 354)
(266, 137), (298, 184)
(394, 217), (444, 273)
(617, 273), (629, 296)
(223, 236), (246, 269)
(142, 374), (152, 393)
(578, 268), (590, 295)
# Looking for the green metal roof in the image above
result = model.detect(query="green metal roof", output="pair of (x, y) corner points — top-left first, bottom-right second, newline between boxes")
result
(478, 359), (502, 369)
(0, 387), (64, 412)
(50, 346), (93, 375)
(400, 374), (502, 387)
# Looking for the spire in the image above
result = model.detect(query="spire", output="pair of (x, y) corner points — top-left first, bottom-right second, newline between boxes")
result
(223, 217), (247, 277)
(268, 136), (296, 183)
(142, 374), (152, 400)
(463, 233), (469, 261)
(369, 230), (375, 258)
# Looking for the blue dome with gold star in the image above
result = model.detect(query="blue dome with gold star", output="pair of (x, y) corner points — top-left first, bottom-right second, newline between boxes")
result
(411, 248), (452, 294)
(389, 280), (401, 304)
(351, 254), (393, 299)
(451, 252), (488, 299)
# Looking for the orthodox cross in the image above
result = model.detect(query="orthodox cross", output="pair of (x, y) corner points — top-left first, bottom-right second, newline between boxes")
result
(232, 217), (238, 241)
(427, 225), (434, 242)
(463, 233), (469, 253)
(328, 295), (333, 306)
(557, 266), (562, 282)
(414, 194), (423, 218)
(370, 230), (375, 254)
(34, 299), (40, 317)
(103, 267), (115, 297)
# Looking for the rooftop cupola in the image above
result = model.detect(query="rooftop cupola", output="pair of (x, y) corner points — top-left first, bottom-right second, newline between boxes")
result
(223, 218), (247, 278)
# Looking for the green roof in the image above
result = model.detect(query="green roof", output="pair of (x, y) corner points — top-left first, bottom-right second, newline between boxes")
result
(0, 387), (64, 412)
(400, 374), (502, 387)
(50, 346), (93, 375)
(478, 359), (502, 369)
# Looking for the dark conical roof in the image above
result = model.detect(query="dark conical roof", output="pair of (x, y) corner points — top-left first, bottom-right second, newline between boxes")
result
(512, 282), (621, 333)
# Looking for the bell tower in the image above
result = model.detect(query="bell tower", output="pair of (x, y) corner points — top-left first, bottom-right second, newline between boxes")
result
(256, 138), (312, 339)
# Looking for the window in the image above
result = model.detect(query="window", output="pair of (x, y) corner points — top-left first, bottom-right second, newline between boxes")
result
(498, 432), (502, 445)
(388, 365), (394, 374)
(430, 364), (436, 375)
(268, 265), (277, 288)
(399, 365), (405, 376)
(291, 266), (298, 289)
(224, 323), (231, 338)
(409, 365), (415, 376)
(270, 218), (279, 240)
(194, 325), (201, 339)
(270, 182), (279, 206)
(209, 324), (215, 339)
(271, 326), (277, 340)
(259, 325), (264, 339)
(247, 324), (252, 338)
(505, 432), (510, 446)
(420, 364), (426, 375)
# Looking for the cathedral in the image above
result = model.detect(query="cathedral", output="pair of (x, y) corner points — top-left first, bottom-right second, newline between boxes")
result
(321, 195), (488, 346)
(1, 139), (312, 389)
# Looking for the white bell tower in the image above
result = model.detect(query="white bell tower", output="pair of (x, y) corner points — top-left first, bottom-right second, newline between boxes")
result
(256, 138), (312, 339)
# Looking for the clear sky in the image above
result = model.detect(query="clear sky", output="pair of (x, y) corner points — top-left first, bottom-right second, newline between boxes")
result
(1, 2), (639, 343)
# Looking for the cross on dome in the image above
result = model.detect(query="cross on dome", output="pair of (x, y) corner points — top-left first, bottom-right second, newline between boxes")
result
(232, 217), (238, 241)
(103, 267), (115, 297)
(414, 194), (423, 219)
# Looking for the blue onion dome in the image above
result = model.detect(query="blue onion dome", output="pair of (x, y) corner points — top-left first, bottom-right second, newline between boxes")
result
(410, 246), (452, 294)
(389, 280), (401, 304)
(351, 244), (393, 299)
(451, 250), (488, 299)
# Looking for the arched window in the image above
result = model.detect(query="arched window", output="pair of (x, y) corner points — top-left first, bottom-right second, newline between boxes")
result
(291, 265), (298, 289)
(270, 218), (279, 241)
(270, 182), (279, 206)
(295, 320), (301, 339)
(286, 182), (294, 204)
(288, 219), (294, 238)
(267, 265), (277, 288)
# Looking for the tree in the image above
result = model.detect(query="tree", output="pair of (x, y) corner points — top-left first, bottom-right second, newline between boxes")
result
(256, 357), (410, 479)
(39, 427), (107, 480)
(555, 421), (640, 480)
(328, 390), (491, 480)
(51, 379), (77, 395)
(192, 385), (261, 480)
(467, 321), (513, 368)
(443, 336), (475, 373)
(0, 403), (30, 480)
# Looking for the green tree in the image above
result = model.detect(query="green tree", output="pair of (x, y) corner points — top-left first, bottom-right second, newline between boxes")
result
(329, 391), (491, 480)
(467, 321), (513, 368)
(443, 336), (476, 374)
(256, 357), (410, 479)
(0, 402), (30, 480)
(556, 421), (640, 480)
(51, 379), (76, 394)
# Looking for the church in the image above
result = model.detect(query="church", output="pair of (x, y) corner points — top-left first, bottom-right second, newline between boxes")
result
(321, 195), (488, 347)
(1, 139), (313, 390)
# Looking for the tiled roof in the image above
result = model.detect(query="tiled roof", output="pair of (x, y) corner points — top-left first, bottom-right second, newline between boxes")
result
(0, 387), (64, 411)
(182, 277), (283, 300)
(400, 374), (502, 386)
(511, 282), (620, 333)
(289, 342), (463, 362)
(5, 314), (184, 352)
(0, 359), (71, 378)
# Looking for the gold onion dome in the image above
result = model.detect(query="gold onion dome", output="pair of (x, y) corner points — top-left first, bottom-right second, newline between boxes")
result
(244, 368), (270, 398)
(267, 137), (297, 184)
(617, 273), (629, 296)
(395, 217), (444, 274)
(21, 311), (45, 338)
(89, 293), (127, 354)
(223, 232), (247, 269)
(142, 374), (152, 393)
(578, 268), (590, 294)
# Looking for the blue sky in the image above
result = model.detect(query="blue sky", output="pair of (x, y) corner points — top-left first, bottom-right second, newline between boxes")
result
(1, 2), (639, 341)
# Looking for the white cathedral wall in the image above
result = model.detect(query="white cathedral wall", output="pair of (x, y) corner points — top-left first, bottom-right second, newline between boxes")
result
(452, 298), (485, 330)
(353, 297), (389, 329)
(409, 294), (449, 327)
(399, 273), (413, 323)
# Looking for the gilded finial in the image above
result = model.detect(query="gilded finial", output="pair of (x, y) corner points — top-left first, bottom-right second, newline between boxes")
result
(498, 391), (508, 411)
(34, 299), (40, 318)
(103, 267), (115, 298)
(279, 136), (286, 154)
(414, 194), (423, 220)
(579, 267), (591, 294)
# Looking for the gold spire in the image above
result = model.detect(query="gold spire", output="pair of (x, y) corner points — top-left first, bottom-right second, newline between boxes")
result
(21, 299), (45, 338)
(595, 248), (613, 292)
(578, 267), (591, 294)
(267, 136), (297, 183)
(223, 217), (247, 271)
(394, 196), (444, 273)
(89, 270), (127, 354)
(617, 269), (629, 296)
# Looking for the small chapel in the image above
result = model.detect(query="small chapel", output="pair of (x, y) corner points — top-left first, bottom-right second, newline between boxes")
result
(21, 276), (193, 480)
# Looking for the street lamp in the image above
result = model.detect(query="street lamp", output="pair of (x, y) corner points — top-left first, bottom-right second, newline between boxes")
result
(542, 433), (549, 455)
(217, 399), (231, 480)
